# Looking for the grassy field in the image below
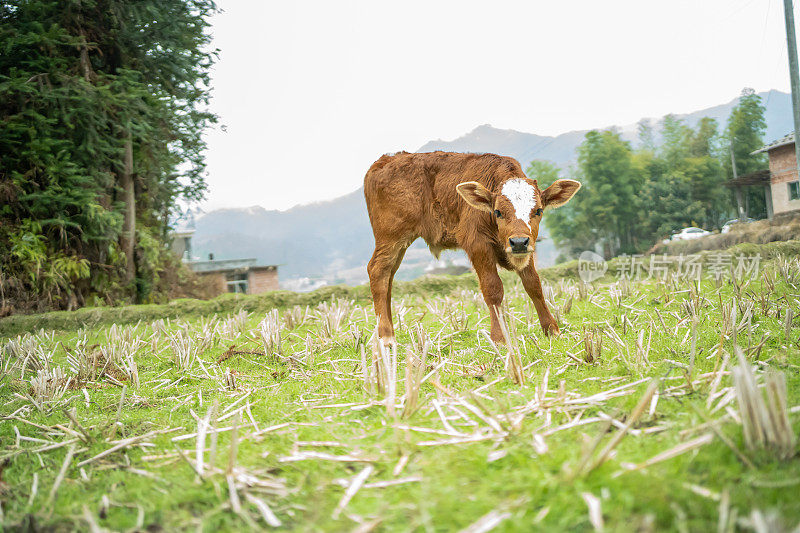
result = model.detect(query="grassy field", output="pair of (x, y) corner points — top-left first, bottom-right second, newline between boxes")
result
(2, 249), (800, 531)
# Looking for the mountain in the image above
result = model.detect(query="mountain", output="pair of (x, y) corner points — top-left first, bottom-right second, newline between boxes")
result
(420, 90), (793, 171)
(192, 189), (374, 280)
(418, 126), (586, 171)
(192, 90), (793, 287)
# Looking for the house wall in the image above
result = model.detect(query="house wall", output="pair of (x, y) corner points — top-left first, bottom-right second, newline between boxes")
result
(192, 267), (278, 297)
(198, 272), (227, 296)
(248, 267), (279, 294)
(769, 144), (800, 215)
(170, 235), (192, 260)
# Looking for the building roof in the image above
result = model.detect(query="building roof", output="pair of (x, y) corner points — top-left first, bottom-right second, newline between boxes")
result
(752, 132), (795, 155)
(724, 169), (770, 188)
(250, 265), (277, 271)
(186, 258), (278, 274)
(187, 258), (257, 273)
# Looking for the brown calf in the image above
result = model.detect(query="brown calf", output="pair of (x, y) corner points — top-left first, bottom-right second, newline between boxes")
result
(364, 151), (581, 344)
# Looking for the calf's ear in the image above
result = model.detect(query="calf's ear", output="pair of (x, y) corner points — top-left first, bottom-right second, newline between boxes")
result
(541, 179), (581, 209)
(456, 181), (494, 213)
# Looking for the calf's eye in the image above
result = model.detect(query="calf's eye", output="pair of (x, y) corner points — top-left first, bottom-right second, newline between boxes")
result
(534, 208), (543, 216)
(494, 209), (502, 218)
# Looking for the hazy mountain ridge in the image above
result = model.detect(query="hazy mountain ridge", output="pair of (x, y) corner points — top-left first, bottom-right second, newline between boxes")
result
(421, 90), (792, 170)
(192, 90), (793, 285)
(192, 189), (373, 280)
(418, 126), (586, 170)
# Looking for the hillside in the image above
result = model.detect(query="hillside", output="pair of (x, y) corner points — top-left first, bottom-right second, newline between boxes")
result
(192, 90), (792, 286)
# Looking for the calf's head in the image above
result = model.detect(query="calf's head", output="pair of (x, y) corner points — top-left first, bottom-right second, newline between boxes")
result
(456, 177), (581, 270)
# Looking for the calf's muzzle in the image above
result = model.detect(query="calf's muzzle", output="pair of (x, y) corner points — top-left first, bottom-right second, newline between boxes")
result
(509, 236), (530, 254)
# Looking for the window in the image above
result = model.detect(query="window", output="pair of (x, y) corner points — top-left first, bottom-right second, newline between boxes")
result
(790, 181), (800, 201)
(226, 272), (248, 293)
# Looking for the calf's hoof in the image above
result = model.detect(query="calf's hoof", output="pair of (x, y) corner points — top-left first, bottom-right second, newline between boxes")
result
(489, 329), (506, 344)
(544, 322), (560, 336)
(377, 336), (396, 349)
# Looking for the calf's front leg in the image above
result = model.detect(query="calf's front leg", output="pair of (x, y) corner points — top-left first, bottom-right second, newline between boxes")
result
(518, 263), (559, 336)
(469, 249), (506, 343)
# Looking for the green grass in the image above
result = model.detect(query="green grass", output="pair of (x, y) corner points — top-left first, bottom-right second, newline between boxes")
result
(4, 239), (798, 339)
(2, 251), (800, 531)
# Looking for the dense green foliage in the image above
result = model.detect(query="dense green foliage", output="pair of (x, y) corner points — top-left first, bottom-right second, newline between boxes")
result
(723, 88), (769, 219)
(534, 88), (767, 260)
(0, 0), (217, 311)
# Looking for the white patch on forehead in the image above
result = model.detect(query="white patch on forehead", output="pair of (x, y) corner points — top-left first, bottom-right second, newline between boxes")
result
(501, 179), (537, 229)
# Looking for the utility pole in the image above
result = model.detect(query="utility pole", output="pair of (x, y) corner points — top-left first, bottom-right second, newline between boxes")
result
(783, 0), (800, 179)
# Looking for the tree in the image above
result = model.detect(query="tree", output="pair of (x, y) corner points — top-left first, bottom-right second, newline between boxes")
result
(685, 118), (728, 227)
(539, 116), (734, 262)
(640, 165), (707, 238)
(648, 115), (728, 232)
(526, 160), (595, 259)
(637, 119), (656, 152)
(723, 88), (768, 219)
(690, 117), (719, 158)
(659, 114), (692, 168)
(525, 160), (560, 190)
(0, 1), (217, 311)
(575, 130), (642, 256)
(529, 131), (644, 259)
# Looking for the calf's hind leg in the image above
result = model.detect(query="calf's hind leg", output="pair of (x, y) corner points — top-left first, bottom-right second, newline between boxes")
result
(367, 239), (408, 344)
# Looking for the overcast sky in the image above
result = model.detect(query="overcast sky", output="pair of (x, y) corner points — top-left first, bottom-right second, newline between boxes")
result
(201, 0), (794, 211)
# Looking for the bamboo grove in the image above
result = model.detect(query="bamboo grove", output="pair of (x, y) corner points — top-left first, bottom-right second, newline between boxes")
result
(0, 1), (218, 311)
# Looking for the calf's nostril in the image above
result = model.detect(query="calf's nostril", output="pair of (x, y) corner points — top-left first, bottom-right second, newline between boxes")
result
(509, 237), (530, 250)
